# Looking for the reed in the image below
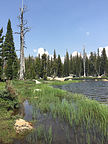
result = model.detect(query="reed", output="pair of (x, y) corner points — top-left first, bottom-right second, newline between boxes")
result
(12, 80), (108, 143)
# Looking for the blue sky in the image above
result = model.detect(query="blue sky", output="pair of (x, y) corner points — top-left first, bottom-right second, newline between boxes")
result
(0, 0), (108, 57)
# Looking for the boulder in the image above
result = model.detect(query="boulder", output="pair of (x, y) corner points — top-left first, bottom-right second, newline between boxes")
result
(14, 119), (33, 133)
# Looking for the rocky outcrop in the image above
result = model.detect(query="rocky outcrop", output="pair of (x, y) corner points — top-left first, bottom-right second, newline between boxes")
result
(14, 119), (33, 133)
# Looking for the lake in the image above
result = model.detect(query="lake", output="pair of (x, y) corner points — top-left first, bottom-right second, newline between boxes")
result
(54, 81), (108, 104)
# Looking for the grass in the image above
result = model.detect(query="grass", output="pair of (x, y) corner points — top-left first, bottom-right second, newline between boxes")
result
(0, 82), (6, 91)
(11, 80), (108, 143)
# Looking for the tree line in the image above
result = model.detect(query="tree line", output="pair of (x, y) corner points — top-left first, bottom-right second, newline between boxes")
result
(0, 20), (108, 80)
(24, 48), (108, 80)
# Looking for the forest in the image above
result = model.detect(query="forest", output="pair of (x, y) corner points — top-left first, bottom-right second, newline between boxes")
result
(0, 19), (108, 81)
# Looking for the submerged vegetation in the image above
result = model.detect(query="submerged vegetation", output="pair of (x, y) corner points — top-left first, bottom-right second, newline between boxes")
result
(11, 80), (108, 144)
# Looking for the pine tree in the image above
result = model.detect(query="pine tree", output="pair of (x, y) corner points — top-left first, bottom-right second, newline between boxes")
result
(35, 55), (41, 78)
(88, 52), (96, 76)
(57, 55), (63, 77)
(3, 19), (18, 79)
(85, 56), (89, 76)
(41, 53), (47, 80)
(52, 49), (57, 77)
(100, 48), (107, 75)
(105, 59), (108, 76)
(70, 54), (73, 74)
(0, 28), (4, 80)
(25, 55), (35, 79)
(47, 55), (51, 76)
(96, 48), (101, 76)
(64, 51), (70, 76)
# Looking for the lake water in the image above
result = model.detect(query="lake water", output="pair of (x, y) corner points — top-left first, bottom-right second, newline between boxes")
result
(54, 81), (108, 104)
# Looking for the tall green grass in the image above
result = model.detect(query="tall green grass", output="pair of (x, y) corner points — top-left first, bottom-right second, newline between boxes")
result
(12, 80), (108, 143)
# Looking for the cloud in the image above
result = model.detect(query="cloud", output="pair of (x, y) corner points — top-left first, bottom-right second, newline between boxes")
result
(72, 51), (80, 57)
(33, 49), (37, 53)
(37, 48), (49, 57)
(86, 31), (90, 36)
(99, 46), (108, 56)
(61, 57), (64, 63)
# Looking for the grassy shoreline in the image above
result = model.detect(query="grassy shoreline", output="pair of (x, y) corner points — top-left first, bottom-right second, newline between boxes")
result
(11, 80), (108, 144)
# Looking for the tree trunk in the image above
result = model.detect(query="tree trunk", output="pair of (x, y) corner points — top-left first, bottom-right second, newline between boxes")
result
(19, 10), (25, 80)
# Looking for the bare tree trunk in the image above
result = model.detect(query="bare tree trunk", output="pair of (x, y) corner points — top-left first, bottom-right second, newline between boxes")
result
(83, 47), (86, 77)
(16, 0), (30, 80)
(19, 10), (25, 80)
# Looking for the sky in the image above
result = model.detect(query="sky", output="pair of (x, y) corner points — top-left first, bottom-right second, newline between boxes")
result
(0, 0), (108, 58)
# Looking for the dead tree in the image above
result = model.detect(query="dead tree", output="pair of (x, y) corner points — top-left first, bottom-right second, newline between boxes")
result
(15, 0), (30, 80)
(83, 46), (86, 77)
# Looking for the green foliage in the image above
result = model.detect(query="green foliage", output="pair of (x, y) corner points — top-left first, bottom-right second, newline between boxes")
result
(0, 28), (4, 80)
(57, 54), (63, 77)
(0, 82), (19, 143)
(51, 49), (57, 77)
(25, 55), (36, 79)
(41, 53), (47, 80)
(2, 19), (18, 80)
(24, 48), (108, 80)
(100, 48), (107, 75)
(64, 51), (70, 76)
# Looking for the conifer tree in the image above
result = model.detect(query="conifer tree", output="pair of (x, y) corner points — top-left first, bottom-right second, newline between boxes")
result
(85, 56), (89, 76)
(0, 28), (4, 80)
(47, 55), (51, 76)
(41, 53), (47, 80)
(52, 49), (57, 77)
(57, 55), (63, 77)
(100, 48), (107, 75)
(3, 19), (18, 79)
(96, 48), (101, 76)
(64, 51), (70, 76)
(35, 54), (41, 78)
(70, 54), (73, 74)
(88, 52), (96, 76)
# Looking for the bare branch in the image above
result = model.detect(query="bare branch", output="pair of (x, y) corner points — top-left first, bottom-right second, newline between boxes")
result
(16, 50), (20, 52)
(15, 32), (21, 35)
(24, 46), (27, 49)
(24, 29), (30, 36)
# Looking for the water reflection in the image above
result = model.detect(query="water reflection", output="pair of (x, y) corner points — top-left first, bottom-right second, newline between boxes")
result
(23, 100), (33, 121)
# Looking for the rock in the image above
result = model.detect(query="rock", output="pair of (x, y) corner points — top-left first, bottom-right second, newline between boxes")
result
(14, 119), (33, 133)
(47, 77), (53, 80)
(34, 89), (41, 92)
(32, 79), (41, 84)
(54, 77), (65, 81)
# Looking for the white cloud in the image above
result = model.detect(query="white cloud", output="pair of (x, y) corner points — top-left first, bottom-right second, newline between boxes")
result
(61, 57), (64, 63)
(99, 46), (108, 56)
(37, 48), (49, 57)
(33, 49), (37, 53)
(72, 51), (80, 57)
(86, 31), (90, 36)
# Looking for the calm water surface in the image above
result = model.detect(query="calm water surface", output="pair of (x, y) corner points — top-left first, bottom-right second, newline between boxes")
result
(54, 81), (108, 104)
